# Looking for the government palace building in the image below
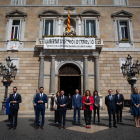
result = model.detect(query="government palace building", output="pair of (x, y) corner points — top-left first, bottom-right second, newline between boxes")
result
(0, 0), (140, 111)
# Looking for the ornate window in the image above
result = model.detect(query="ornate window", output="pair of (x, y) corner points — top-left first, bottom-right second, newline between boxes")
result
(119, 21), (128, 40)
(6, 10), (27, 41)
(11, 0), (26, 5)
(39, 10), (60, 37)
(44, 20), (53, 35)
(114, 0), (128, 5)
(111, 10), (133, 48)
(43, 0), (58, 5)
(85, 20), (96, 36)
(80, 10), (100, 37)
(82, 0), (97, 5)
(11, 20), (20, 40)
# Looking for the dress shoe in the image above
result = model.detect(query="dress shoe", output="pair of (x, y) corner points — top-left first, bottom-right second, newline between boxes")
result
(114, 125), (117, 128)
(8, 127), (13, 130)
(13, 127), (16, 130)
(109, 125), (111, 128)
(40, 126), (44, 129)
(63, 126), (66, 129)
(89, 126), (91, 128)
(35, 126), (39, 129)
(59, 126), (61, 129)
(86, 126), (88, 128)
(78, 121), (80, 123)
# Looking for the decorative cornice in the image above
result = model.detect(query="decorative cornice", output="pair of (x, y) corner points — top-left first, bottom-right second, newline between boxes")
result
(6, 10), (27, 18)
(38, 10), (60, 17)
(79, 10), (100, 17)
(111, 10), (133, 18)
(64, 6), (75, 10)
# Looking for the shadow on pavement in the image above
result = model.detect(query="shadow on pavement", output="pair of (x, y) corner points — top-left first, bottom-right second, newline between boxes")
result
(49, 123), (59, 127)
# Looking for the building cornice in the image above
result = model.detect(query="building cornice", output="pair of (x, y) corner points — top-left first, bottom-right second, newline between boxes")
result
(0, 5), (140, 8)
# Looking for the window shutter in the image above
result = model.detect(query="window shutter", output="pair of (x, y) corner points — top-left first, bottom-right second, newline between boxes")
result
(43, 19), (46, 35)
(91, 21), (95, 36)
(7, 19), (13, 40)
(76, 19), (78, 35)
(39, 19), (43, 38)
(84, 19), (86, 35)
(81, 19), (84, 35)
(95, 19), (97, 36)
(20, 19), (25, 41)
(117, 20), (121, 41)
(127, 20), (131, 41)
(53, 19), (55, 35)
(24, 0), (26, 5)
(19, 19), (22, 40)
(45, 21), (49, 35)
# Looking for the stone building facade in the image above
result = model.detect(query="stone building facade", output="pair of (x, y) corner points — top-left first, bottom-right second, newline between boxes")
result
(0, 0), (140, 111)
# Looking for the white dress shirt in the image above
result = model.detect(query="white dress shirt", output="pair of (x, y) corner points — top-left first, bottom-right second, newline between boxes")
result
(61, 95), (64, 100)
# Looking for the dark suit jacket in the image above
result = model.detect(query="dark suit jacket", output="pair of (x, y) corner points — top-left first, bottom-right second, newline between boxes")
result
(35, 93), (47, 110)
(72, 94), (82, 108)
(116, 94), (124, 108)
(51, 96), (54, 105)
(57, 96), (68, 111)
(105, 95), (116, 111)
(9, 93), (22, 110)
(93, 96), (100, 108)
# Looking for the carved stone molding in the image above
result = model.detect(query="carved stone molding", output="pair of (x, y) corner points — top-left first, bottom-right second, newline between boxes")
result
(59, 65), (80, 75)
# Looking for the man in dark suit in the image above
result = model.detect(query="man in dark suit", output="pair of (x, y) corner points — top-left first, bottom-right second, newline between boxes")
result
(116, 89), (124, 122)
(72, 89), (82, 124)
(57, 90), (68, 129)
(9, 87), (22, 130)
(35, 87), (47, 129)
(51, 94), (55, 111)
(105, 89), (117, 128)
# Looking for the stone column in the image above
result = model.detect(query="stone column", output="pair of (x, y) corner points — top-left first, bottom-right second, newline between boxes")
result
(95, 56), (100, 94)
(50, 55), (56, 95)
(83, 55), (89, 93)
(39, 55), (45, 88)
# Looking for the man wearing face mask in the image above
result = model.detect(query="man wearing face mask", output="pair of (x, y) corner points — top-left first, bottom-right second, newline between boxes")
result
(9, 87), (22, 130)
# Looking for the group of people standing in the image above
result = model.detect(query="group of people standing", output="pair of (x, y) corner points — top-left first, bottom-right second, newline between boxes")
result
(5, 86), (140, 130)
(53, 89), (100, 128)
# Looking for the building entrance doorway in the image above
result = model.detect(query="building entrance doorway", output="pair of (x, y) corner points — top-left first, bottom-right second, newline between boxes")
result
(58, 63), (81, 97)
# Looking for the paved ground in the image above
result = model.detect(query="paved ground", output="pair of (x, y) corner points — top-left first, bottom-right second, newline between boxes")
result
(0, 113), (140, 140)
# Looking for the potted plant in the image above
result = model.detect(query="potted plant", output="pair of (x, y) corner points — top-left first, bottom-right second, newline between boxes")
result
(1, 76), (13, 86)
(127, 77), (137, 85)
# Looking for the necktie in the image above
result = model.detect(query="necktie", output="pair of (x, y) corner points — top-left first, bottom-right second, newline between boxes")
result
(61, 96), (63, 100)
(110, 95), (112, 100)
(40, 93), (42, 99)
(13, 93), (16, 98)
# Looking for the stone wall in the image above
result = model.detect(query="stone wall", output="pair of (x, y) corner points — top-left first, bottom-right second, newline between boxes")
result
(0, 51), (40, 111)
(99, 51), (140, 108)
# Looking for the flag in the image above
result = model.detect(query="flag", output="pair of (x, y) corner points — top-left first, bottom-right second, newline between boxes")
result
(67, 10), (70, 32)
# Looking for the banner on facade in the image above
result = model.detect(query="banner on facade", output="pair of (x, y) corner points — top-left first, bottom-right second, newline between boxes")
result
(44, 37), (95, 49)
(7, 41), (19, 51)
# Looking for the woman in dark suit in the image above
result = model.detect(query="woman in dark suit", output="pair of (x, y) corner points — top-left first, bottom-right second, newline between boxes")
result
(93, 90), (100, 123)
(131, 87), (140, 127)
